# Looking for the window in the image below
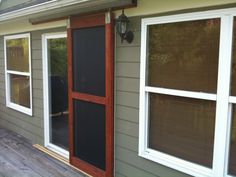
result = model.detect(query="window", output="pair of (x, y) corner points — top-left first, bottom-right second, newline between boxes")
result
(4, 33), (32, 115)
(229, 16), (236, 177)
(139, 9), (236, 177)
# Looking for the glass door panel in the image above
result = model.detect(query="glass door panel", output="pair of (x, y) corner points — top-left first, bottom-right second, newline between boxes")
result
(47, 37), (69, 150)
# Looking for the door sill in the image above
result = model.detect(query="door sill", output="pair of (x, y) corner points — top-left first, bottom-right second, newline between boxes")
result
(33, 144), (92, 177)
(45, 143), (69, 159)
(33, 144), (69, 162)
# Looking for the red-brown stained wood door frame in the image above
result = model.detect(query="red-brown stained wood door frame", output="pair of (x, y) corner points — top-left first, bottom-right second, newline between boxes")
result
(67, 12), (114, 177)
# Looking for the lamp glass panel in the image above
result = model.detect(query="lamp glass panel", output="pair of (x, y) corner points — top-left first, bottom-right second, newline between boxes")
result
(121, 22), (127, 34)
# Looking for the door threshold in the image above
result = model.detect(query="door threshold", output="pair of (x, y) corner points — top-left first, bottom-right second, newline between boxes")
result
(33, 144), (69, 163)
(33, 144), (92, 177)
(45, 143), (69, 159)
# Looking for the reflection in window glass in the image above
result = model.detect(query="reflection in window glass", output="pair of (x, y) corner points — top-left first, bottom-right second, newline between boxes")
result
(229, 105), (236, 176)
(149, 93), (216, 167)
(148, 19), (220, 93)
(47, 38), (69, 150)
(229, 17), (236, 176)
(231, 17), (236, 95)
(6, 38), (29, 72)
(10, 74), (30, 108)
(5, 34), (31, 114)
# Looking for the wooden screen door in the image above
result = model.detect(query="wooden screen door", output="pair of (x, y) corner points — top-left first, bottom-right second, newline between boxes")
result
(67, 12), (114, 177)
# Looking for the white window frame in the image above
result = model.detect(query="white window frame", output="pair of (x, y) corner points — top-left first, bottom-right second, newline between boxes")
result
(4, 33), (32, 116)
(139, 8), (236, 177)
(42, 32), (69, 159)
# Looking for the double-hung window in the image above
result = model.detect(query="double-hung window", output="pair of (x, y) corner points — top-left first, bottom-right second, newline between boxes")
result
(139, 8), (236, 177)
(4, 33), (32, 115)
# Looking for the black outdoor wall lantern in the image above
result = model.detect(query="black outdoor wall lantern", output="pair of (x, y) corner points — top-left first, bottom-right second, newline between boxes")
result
(116, 9), (134, 43)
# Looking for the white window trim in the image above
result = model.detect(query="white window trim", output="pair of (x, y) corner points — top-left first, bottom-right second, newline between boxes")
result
(139, 8), (236, 177)
(4, 33), (32, 116)
(42, 32), (69, 159)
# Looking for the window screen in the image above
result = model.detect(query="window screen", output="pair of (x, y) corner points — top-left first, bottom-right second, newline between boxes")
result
(72, 26), (105, 97)
(73, 99), (106, 170)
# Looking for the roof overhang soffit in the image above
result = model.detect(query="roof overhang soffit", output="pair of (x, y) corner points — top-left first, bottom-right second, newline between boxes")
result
(0, 0), (136, 24)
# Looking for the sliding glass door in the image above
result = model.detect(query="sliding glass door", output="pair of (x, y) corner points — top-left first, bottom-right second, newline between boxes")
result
(43, 33), (69, 157)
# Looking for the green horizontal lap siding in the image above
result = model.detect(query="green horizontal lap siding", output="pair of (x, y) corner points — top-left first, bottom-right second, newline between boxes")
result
(116, 77), (139, 93)
(0, 27), (66, 146)
(114, 17), (192, 177)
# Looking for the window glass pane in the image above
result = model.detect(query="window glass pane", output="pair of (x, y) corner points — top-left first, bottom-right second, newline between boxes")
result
(73, 99), (106, 170)
(229, 17), (236, 176)
(148, 18), (220, 93)
(231, 17), (236, 95)
(6, 37), (29, 72)
(10, 74), (30, 108)
(228, 105), (236, 176)
(72, 26), (105, 97)
(149, 93), (216, 167)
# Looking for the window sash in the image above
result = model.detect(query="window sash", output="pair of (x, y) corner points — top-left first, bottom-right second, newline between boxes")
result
(145, 86), (217, 101)
(4, 33), (32, 116)
(139, 9), (236, 177)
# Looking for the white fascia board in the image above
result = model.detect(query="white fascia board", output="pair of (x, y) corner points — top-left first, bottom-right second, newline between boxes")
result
(0, 0), (113, 22)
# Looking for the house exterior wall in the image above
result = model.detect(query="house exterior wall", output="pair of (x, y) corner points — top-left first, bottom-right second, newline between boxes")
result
(113, 2), (236, 177)
(116, 0), (236, 17)
(1, 1), (236, 177)
(0, 27), (66, 145)
(0, 19), (192, 177)
(0, 19), (67, 35)
(114, 16), (192, 177)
